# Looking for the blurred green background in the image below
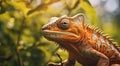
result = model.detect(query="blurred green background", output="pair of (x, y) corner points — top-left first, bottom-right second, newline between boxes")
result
(0, 0), (120, 66)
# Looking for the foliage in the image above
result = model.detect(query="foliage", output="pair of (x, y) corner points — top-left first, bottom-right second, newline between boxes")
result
(0, 0), (120, 66)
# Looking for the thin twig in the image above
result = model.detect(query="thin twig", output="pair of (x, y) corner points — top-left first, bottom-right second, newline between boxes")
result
(15, 16), (25, 66)
(56, 53), (63, 66)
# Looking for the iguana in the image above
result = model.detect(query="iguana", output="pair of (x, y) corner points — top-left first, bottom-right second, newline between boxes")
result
(41, 13), (120, 66)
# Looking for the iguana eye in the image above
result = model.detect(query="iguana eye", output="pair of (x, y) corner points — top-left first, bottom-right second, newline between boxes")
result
(58, 19), (70, 30)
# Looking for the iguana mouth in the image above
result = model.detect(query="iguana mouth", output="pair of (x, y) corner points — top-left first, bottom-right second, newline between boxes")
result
(41, 30), (79, 39)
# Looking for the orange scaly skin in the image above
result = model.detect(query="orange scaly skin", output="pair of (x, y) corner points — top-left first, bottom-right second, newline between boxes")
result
(41, 14), (120, 66)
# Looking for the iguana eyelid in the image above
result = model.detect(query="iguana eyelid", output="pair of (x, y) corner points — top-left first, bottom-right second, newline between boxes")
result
(57, 19), (70, 30)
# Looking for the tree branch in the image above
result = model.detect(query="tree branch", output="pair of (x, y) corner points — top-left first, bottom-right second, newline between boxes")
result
(14, 15), (26, 66)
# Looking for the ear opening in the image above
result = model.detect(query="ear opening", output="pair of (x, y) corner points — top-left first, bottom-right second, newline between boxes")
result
(72, 13), (85, 23)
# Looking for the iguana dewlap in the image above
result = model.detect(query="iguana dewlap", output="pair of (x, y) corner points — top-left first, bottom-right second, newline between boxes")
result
(41, 13), (120, 66)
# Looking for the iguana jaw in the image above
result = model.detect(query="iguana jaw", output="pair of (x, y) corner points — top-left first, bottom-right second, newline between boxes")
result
(42, 30), (79, 41)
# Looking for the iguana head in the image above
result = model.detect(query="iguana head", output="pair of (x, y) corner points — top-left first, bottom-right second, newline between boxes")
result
(41, 14), (85, 43)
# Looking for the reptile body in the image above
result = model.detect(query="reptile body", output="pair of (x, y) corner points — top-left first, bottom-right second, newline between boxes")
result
(41, 14), (120, 66)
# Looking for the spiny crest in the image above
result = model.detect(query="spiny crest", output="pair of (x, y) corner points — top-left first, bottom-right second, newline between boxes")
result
(96, 29), (103, 34)
(105, 35), (111, 39)
(103, 34), (120, 52)
(113, 42), (119, 47)
(100, 31), (120, 52)
(87, 24), (104, 34)
(112, 42), (120, 52)
(88, 24), (120, 52)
